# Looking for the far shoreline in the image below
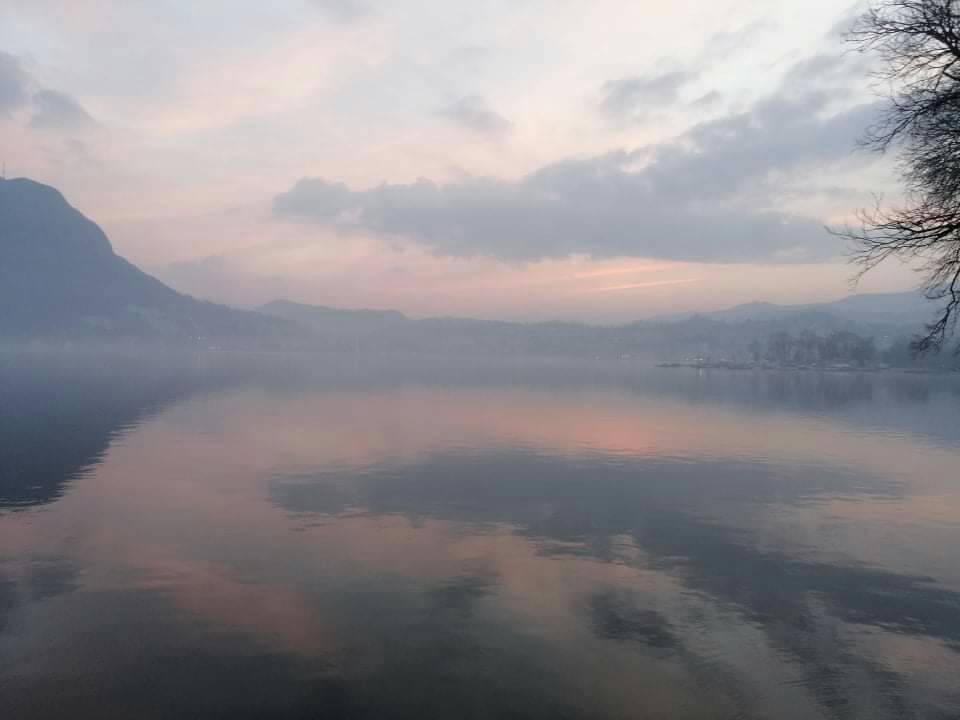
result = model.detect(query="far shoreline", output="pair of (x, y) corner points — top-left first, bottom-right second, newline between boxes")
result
(656, 361), (958, 375)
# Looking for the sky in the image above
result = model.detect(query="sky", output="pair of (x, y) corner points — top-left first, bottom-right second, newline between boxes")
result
(0, 0), (920, 322)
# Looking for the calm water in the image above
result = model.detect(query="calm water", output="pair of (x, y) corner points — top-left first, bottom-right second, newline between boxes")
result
(2, 353), (960, 719)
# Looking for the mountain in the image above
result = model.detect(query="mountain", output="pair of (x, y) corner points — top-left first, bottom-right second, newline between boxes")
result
(256, 295), (951, 367)
(0, 178), (292, 343)
(259, 299), (407, 332)
(704, 292), (933, 330)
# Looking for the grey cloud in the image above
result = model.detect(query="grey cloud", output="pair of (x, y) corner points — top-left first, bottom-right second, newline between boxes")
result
(273, 168), (828, 262)
(275, 179), (354, 220)
(595, 20), (808, 123)
(699, 21), (773, 63)
(654, 95), (879, 200)
(824, 4), (865, 41)
(309, 0), (370, 22)
(600, 70), (694, 118)
(30, 89), (95, 129)
(274, 53), (881, 264)
(0, 51), (30, 114)
(439, 95), (512, 137)
(0, 50), (95, 130)
(779, 51), (870, 95)
(691, 90), (722, 110)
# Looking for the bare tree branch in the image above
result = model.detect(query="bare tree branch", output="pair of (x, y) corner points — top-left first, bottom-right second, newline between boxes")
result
(838, 0), (960, 353)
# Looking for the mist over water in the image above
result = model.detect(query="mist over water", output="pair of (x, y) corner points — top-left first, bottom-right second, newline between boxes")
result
(1, 353), (959, 719)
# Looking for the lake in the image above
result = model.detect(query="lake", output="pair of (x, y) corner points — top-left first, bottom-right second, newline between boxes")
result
(1, 353), (959, 719)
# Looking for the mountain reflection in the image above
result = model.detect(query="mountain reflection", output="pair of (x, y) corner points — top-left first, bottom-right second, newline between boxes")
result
(1, 357), (959, 720)
(0, 353), (234, 510)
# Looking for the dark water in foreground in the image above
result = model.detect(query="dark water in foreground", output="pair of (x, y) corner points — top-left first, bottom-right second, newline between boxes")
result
(2, 353), (960, 719)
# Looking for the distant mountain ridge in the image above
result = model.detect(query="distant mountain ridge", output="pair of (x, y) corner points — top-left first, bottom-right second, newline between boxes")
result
(0, 177), (292, 343)
(259, 299), (407, 327)
(263, 292), (934, 335)
(702, 292), (932, 327)
(258, 292), (942, 363)
(261, 290), (933, 340)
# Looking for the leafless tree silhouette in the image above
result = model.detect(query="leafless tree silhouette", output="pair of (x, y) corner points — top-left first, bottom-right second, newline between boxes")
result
(840, 0), (960, 352)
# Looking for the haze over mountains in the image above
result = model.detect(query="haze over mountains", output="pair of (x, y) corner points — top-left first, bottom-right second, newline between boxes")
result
(0, 177), (944, 363)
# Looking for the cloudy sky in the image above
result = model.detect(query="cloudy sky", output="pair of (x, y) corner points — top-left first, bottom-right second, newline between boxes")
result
(0, 0), (916, 321)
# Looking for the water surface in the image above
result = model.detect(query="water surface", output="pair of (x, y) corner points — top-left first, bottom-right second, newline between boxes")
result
(2, 354), (959, 719)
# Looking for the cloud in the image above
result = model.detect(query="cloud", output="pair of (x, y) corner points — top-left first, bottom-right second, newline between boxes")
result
(30, 89), (96, 129)
(0, 50), (95, 131)
(699, 21), (773, 63)
(600, 70), (695, 118)
(596, 22), (771, 122)
(438, 95), (512, 137)
(274, 75), (880, 264)
(779, 50), (872, 95)
(0, 51), (30, 114)
(272, 166), (828, 263)
(690, 90), (722, 110)
(309, 0), (370, 22)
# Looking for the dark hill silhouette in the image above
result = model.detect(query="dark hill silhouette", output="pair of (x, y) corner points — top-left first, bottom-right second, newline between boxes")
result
(0, 177), (292, 342)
